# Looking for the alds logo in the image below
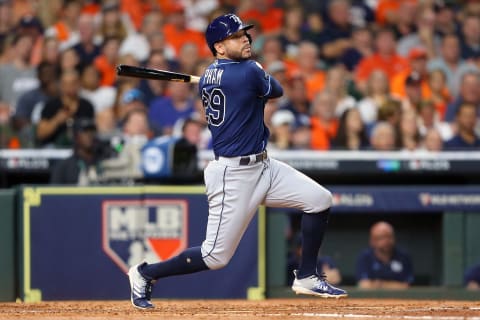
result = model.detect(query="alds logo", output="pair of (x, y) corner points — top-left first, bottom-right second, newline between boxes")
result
(102, 199), (188, 273)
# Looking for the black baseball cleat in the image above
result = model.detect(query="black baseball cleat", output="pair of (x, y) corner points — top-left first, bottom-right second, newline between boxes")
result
(128, 262), (154, 309)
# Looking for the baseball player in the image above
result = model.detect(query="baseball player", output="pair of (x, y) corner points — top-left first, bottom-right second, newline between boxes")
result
(128, 13), (347, 309)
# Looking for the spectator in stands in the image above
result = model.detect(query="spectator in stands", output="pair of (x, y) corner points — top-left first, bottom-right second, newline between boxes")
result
(309, 90), (339, 150)
(258, 35), (285, 72)
(301, 11), (324, 48)
(269, 109), (296, 150)
(172, 114), (210, 151)
(331, 108), (369, 150)
(98, 0), (135, 43)
(44, 0), (82, 51)
(94, 36), (121, 87)
(101, 108), (151, 182)
(161, 4), (209, 58)
(391, 47), (430, 100)
(444, 70), (480, 122)
(396, 6), (438, 59)
(416, 99), (454, 142)
(369, 121), (397, 151)
(293, 41), (326, 102)
(266, 61), (290, 107)
(401, 72), (424, 112)
(427, 33), (479, 98)
(50, 118), (103, 185)
(425, 68), (451, 120)
(340, 26), (374, 72)
(317, 0), (353, 65)
(143, 32), (176, 63)
(72, 14), (101, 65)
(148, 81), (195, 136)
(277, 4), (303, 61)
(420, 127), (444, 152)
(13, 61), (59, 140)
(355, 27), (409, 94)
(377, 98), (402, 130)
(464, 262), (480, 290)
(356, 221), (414, 289)
(238, 0), (283, 36)
(287, 232), (342, 286)
(59, 47), (80, 72)
(444, 102), (480, 150)
(349, 0), (376, 28)
(16, 14), (45, 67)
(386, 0), (417, 40)
(79, 63), (117, 135)
(291, 121), (312, 150)
(323, 64), (356, 117)
(459, 14), (480, 61)
(398, 109), (421, 151)
(40, 36), (60, 65)
(36, 68), (95, 147)
(182, 0), (219, 32)
(176, 42), (202, 76)
(115, 87), (147, 130)
(0, 33), (38, 115)
(0, 0), (14, 44)
(357, 69), (392, 127)
(278, 74), (311, 129)
(433, 1), (459, 39)
(136, 50), (170, 107)
(119, 10), (163, 63)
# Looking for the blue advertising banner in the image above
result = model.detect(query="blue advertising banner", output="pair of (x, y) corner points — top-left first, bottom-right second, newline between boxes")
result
(329, 186), (480, 213)
(19, 186), (259, 301)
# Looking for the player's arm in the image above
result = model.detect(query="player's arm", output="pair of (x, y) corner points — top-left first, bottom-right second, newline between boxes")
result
(249, 61), (283, 99)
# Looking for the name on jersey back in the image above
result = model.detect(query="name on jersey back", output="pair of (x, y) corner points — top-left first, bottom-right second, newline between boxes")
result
(204, 68), (224, 85)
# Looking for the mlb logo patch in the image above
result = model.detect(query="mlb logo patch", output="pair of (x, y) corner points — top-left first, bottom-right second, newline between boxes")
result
(102, 199), (188, 273)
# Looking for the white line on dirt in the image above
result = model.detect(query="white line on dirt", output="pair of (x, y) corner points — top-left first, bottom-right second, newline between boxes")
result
(291, 313), (480, 320)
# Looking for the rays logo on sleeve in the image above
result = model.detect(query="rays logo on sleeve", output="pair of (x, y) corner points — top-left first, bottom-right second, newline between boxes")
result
(102, 199), (188, 273)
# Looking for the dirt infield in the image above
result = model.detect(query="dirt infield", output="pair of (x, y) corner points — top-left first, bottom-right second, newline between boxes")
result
(1, 299), (480, 320)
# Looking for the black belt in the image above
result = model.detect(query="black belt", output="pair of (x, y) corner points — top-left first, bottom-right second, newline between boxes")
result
(215, 150), (268, 165)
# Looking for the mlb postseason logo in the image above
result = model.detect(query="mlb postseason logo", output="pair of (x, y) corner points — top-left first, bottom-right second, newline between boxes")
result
(102, 199), (188, 273)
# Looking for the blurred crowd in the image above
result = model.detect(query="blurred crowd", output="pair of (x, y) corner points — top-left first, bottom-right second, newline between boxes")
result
(0, 0), (480, 154)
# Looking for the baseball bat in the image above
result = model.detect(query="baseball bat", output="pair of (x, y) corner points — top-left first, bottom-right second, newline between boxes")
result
(116, 65), (200, 83)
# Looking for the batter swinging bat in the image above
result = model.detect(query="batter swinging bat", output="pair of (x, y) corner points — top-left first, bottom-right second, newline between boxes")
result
(116, 65), (200, 84)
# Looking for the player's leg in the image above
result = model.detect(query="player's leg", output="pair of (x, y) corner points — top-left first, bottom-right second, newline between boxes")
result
(128, 160), (268, 308)
(264, 158), (347, 298)
(200, 160), (270, 269)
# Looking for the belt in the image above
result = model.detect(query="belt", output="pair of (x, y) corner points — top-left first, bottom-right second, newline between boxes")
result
(215, 150), (268, 166)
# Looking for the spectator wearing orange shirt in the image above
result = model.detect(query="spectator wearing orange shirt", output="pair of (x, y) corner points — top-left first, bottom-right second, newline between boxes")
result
(390, 47), (430, 99)
(375, 0), (417, 27)
(94, 36), (121, 86)
(44, 0), (82, 51)
(238, 0), (283, 35)
(161, 4), (209, 59)
(309, 91), (339, 150)
(355, 27), (409, 94)
(291, 41), (326, 102)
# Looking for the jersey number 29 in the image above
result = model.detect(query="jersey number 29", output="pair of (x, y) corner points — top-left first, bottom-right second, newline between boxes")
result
(201, 88), (226, 126)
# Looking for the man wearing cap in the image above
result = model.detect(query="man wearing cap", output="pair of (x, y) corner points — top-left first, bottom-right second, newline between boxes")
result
(390, 47), (430, 99)
(50, 118), (102, 185)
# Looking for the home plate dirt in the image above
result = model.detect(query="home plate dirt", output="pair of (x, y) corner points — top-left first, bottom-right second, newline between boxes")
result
(0, 299), (479, 320)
